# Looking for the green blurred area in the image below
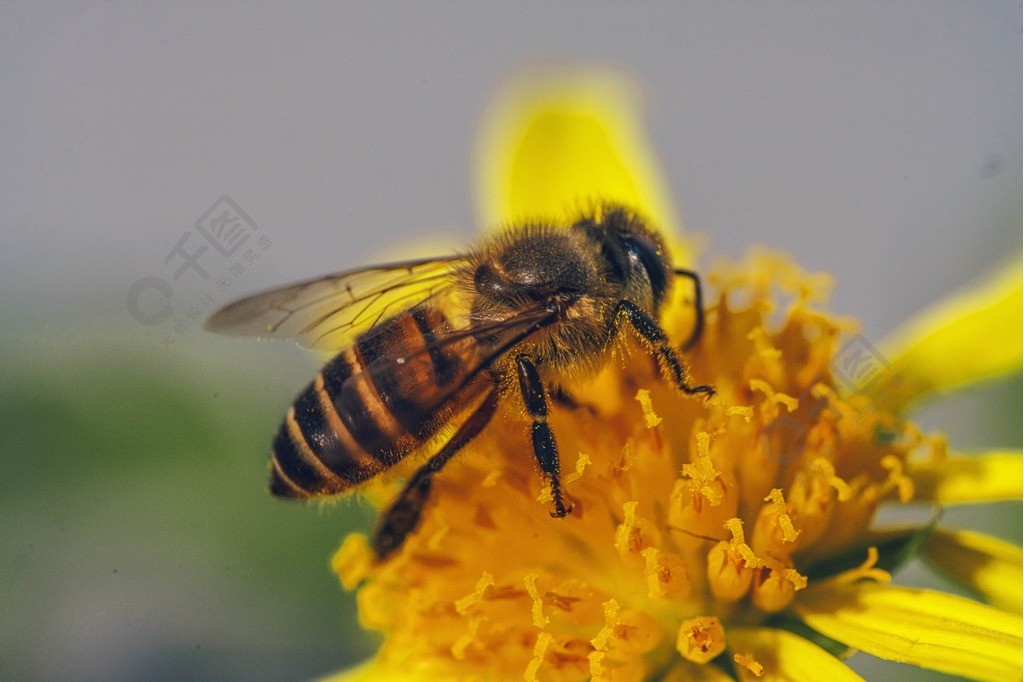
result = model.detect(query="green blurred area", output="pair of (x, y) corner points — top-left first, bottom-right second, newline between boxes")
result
(1, 326), (378, 680)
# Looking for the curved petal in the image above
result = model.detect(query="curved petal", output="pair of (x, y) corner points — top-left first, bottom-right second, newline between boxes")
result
(865, 260), (1022, 413)
(473, 65), (685, 247)
(907, 450), (1022, 504)
(923, 527), (1023, 612)
(793, 581), (1023, 681)
(729, 627), (864, 681)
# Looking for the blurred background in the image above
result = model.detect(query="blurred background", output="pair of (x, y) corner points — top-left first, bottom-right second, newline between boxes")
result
(1, 3), (1019, 680)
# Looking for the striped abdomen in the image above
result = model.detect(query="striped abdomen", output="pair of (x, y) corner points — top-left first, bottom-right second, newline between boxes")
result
(270, 306), (491, 498)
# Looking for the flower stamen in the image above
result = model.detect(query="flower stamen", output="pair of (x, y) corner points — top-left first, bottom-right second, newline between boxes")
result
(676, 616), (726, 664)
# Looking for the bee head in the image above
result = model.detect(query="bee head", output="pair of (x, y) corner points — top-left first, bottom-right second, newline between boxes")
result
(574, 205), (671, 309)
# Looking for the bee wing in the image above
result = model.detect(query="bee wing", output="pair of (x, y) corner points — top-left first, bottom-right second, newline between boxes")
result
(204, 256), (467, 351)
(348, 305), (558, 411)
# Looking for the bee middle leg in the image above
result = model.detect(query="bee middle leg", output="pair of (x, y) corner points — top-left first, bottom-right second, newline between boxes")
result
(371, 387), (500, 560)
(516, 354), (573, 518)
(616, 299), (715, 399)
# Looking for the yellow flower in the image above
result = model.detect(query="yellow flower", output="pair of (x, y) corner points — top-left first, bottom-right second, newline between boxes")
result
(329, 66), (1023, 681)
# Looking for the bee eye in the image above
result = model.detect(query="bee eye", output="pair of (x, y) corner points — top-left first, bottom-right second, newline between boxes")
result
(625, 237), (668, 303)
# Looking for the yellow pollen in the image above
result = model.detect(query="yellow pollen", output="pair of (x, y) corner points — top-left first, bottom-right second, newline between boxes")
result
(564, 452), (592, 484)
(749, 378), (799, 416)
(881, 455), (915, 502)
(725, 518), (759, 567)
(455, 571), (494, 614)
(635, 388), (662, 428)
(450, 616), (481, 660)
(676, 616), (726, 664)
(615, 501), (654, 554)
(818, 546), (893, 590)
(589, 599), (621, 670)
(681, 433), (724, 505)
(810, 458), (853, 502)
(856, 546), (893, 583)
(523, 573), (549, 628)
(764, 488), (800, 542)
(727, 405), (755, 421)
(734, 652), (765, 676)
(524, 631), (552, 682)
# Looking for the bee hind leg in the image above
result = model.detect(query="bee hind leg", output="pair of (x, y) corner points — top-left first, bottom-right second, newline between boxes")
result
(371, 387), (500, 560)
(516, 354), (573, 518)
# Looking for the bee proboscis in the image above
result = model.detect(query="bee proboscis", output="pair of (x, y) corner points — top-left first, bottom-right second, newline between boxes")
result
(205, 205), (712, 558)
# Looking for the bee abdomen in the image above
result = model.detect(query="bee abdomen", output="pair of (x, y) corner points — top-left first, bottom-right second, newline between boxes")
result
(270, 306), (481, 499)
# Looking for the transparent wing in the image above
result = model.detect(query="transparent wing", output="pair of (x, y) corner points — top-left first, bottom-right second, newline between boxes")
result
(204, 255), (466, 351)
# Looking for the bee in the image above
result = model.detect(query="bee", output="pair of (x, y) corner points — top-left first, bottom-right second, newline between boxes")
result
(205, 204), (713, 558)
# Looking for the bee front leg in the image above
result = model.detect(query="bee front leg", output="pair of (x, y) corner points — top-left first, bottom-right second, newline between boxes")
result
(615, 299), (715, 399)
(371, 387), (500, 560)
(516, 355), (573, 518)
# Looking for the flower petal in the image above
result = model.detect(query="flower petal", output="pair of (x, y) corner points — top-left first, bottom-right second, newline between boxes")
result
(923, 527), (1023, 612)
(793, 581), (1023, 681)
(473, 65), (684, 241)
(729, 627), (865, 681)
(907, 450), (1022, 504)
(866, 260), (1022, 412)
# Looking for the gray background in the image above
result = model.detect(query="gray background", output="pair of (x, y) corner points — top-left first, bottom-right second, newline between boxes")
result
(1, 3), (1019, 681)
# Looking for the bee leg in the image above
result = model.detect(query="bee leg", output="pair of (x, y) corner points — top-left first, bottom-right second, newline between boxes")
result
(673, 268), (706, 351)
(516, 354), (574, 518)
(616, 299), (715, 399)
(371, 387), (500, 560)
(547, 384), (598, 415)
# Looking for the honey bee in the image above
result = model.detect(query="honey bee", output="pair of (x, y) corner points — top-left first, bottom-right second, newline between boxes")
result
(206, 204), (712, 558)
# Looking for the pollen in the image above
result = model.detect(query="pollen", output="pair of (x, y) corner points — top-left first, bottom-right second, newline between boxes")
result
(634, 388), (663, 428)
(734, 652), (765, 677)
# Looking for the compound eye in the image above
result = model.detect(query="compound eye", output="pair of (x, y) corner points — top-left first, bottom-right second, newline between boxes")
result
(625, 236), (668, 303)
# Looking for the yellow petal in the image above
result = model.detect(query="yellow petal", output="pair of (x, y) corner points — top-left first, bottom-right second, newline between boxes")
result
(866, 260), (1022, 412)
(923, 527), (1023, 612)
(793, 581), (1023, 681)
(473, 65), (684, 243)
(728, 627), (865, 681)
(906, 450), (1022, 504)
